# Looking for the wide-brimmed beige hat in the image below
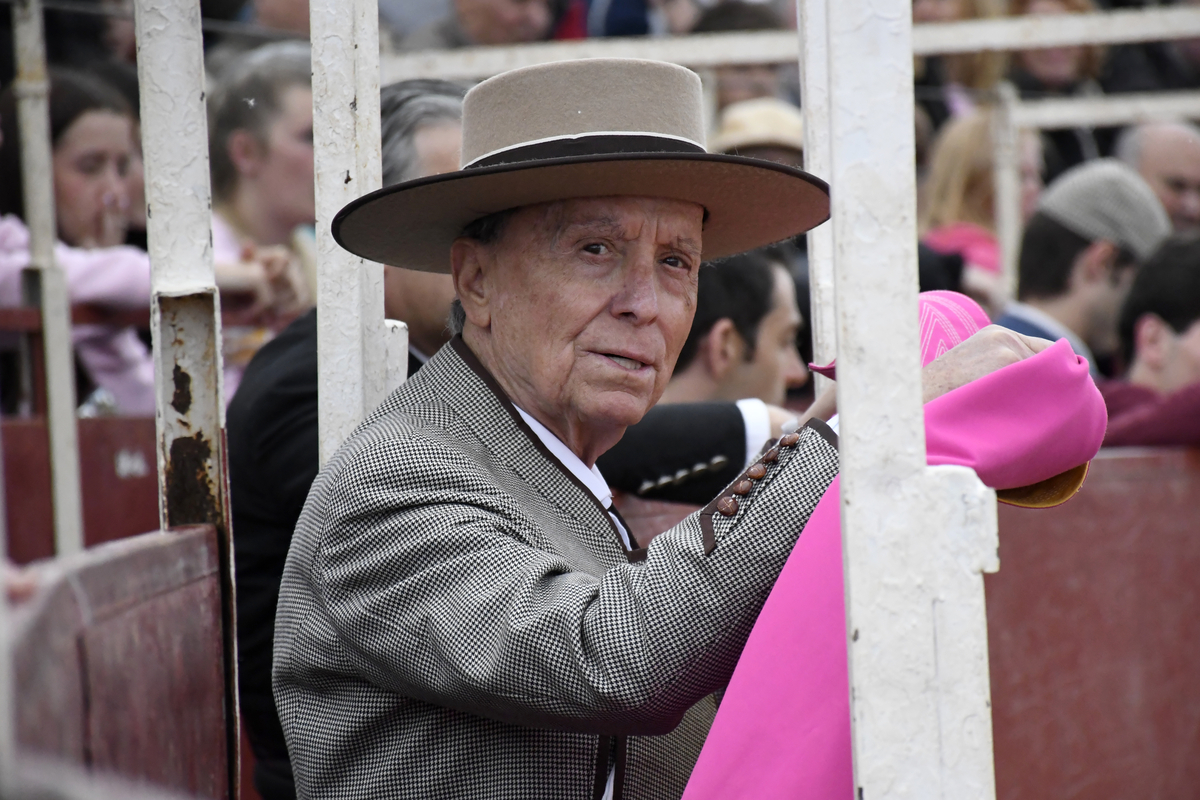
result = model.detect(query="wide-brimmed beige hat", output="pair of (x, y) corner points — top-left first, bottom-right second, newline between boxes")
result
(332, 59), (830, 272)
(710, 97), (806, 156)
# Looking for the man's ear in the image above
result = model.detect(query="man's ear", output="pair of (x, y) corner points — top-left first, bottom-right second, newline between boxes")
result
(1073, 239), (1119, 287)
(450, 237), (491, 330)
(1133, 313), (1172, 370)
(702, 318), (744, 381)
(226, 129), (263, 178)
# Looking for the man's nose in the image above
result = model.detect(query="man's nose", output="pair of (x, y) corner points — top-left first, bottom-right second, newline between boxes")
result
(611, 256), (660, 323)
(784, 346), (809, 389)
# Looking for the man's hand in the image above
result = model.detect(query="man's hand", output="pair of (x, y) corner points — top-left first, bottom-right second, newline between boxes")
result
(921, 325), (1054, 403)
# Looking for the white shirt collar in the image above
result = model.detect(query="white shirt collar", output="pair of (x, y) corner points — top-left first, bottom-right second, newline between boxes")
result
(1003, 301), (1098, 375)
(513, 406), (613, 510)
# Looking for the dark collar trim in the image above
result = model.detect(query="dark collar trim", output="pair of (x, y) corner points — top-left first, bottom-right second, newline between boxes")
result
(449, 336), (632, 558)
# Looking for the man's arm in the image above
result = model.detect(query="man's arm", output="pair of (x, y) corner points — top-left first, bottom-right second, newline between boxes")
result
(303, 422), (839, 737)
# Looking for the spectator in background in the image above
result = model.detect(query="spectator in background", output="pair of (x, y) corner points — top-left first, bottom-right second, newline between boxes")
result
(710, 96), (804, 169)
(1102, 234), (1200, 446)
(208, 41), (314, 395)
(691, 1), (786, 110)
(228, 78), (467, 800)
(920, 109), (1044, 316)
(660, 251), (808, 408)
(1008, 0), (1115, 181)
(400, 0), (559, 50)
(913, 0), (1009, 132)
(251, 0), (312, 35)
(995, 159), (1170, 377)
(710, 98), (808, 275)
(1115, 121), (1200, 234)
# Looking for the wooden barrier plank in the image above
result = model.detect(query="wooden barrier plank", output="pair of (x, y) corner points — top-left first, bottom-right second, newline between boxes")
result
(3, 417), (160, 562)
(989, 448), (1200, 800)
(10, 526), (228, 798)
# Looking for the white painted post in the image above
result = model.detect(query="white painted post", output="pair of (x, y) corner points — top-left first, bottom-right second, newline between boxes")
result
(133, 1), (239, 794)
(797, 0), (836, 394)
(12, 0), (84, 556)
(824, 0), (1000, 797)
(993, 82), (1022, 300)
(384, 319), (410, 394)
(311, 0), (387, 464)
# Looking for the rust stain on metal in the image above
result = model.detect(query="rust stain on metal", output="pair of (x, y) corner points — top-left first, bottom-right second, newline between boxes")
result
(171, 364), (192, 414)
(164, 433), (220, 527)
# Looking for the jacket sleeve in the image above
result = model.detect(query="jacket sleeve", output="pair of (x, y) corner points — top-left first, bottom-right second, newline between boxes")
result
(310, 421), (838, 736)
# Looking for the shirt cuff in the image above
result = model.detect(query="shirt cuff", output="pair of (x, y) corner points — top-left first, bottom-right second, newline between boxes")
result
(826, 413), (840, 435)
(736, 398), (772, 468)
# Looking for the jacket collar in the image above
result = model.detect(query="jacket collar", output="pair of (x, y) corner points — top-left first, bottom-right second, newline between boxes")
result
(444, 336), (631, 556)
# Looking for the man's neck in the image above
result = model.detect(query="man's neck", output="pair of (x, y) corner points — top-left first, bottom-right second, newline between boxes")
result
(218, 188), (297, 248)
(1023, 295), (1090, 346)
(657, 368), (718, 405)
(1126, 359), (1169, 395)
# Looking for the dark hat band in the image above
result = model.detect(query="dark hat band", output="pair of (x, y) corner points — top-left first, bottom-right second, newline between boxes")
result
(465, 133), (706, 170)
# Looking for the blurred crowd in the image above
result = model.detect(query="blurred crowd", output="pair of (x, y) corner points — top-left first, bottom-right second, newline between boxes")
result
(0, 0), (1198, 436)
(3, 3), (1200, 794)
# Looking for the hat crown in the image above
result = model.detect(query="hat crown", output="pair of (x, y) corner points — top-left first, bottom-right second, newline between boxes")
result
(1037, 158), (1170, 262)
(461, 58), (707, 168)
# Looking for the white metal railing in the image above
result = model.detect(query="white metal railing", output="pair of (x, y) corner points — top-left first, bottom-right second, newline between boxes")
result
(381, 7), (1200, 83)
(132, 0), (239, 793)
(12, 0), (84, 556)
(993, 88), (1200, 294)
(821, 1), (1000, 796)
(310, 0), (395, 465)
(798, 0), (835, 397)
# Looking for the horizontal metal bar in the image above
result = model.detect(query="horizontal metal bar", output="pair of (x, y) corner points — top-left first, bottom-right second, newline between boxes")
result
(382, 7), (1200, 82)
(912, 6), (1200, 55)
(1010, 90), (1200, 129)
(0, 0), (298, 40)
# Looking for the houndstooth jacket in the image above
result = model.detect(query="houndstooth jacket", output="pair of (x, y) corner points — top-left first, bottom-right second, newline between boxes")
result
(273, 336), (839, 800)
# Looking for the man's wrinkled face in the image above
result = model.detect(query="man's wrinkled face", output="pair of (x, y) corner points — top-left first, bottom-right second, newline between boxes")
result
(1137, 127), (1200, 233)
(464, 197), (703, 439)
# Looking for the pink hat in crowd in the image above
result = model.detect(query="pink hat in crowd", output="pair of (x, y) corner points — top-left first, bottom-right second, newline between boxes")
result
(682, 291), (1107, 800)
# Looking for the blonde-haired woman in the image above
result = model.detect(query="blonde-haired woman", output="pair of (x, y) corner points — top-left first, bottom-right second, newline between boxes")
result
(920, 109), (1043, 316)
(913, 0), (1009, 131)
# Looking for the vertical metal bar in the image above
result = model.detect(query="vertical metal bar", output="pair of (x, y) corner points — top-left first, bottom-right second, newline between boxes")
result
(311, 0), (386, 464)
(797, 0), (836, 395)
(993, 82), (1022, 301)
(12, 0), (84, 556)
(0, 421), (12, 791)
(825, 0), (999, 797)
(132, 1), (239, 796)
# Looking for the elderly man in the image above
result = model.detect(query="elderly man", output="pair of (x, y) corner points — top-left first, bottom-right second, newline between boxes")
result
(1116, 121), (1200, 233)
(274, 59), (1042, 800)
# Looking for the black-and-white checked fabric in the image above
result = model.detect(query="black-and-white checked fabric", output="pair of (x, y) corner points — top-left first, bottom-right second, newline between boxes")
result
(273, 337), (839, 800)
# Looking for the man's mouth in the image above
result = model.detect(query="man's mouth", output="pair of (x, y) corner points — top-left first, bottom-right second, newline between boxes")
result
(603, 353), (647, 371)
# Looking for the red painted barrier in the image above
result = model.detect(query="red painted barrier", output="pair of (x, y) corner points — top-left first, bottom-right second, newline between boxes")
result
(615, 447), (1200, 794)
(10, 526), (232, 799)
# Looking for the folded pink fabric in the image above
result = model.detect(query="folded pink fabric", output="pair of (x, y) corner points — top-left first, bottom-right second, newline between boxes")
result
(682, 293), (1106, 800)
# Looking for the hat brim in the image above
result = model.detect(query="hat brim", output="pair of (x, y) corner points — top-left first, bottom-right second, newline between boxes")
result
(996, 461), (1090, 509)
(332, 152), (830, 273)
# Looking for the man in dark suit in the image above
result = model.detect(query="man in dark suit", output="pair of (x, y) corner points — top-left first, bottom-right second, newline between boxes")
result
(228, 78), (467, 800)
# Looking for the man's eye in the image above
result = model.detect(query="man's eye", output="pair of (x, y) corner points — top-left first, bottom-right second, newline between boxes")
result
(583, 243), (607, 255)
(662, 256), (688, 270)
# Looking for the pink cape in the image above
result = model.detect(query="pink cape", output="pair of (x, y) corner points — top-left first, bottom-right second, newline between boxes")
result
(682, 294), (1107, 800)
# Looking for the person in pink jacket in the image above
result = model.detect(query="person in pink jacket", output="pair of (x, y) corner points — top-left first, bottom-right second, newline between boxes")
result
(0, 70), (306, 414)
(682, 291), (1107, 800)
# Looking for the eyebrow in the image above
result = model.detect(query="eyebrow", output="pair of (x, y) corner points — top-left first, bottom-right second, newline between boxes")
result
(557, 216), (702, 255)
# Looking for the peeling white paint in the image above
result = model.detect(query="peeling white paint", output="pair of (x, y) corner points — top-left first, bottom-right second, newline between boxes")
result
(311, 0), (386, 464)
